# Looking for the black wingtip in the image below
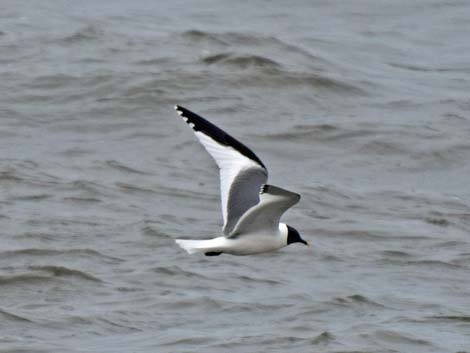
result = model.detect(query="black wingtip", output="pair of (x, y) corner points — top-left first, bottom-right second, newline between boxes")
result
(175, 105), (197, 128)
(260, 184), (269, 194)
(173, 105), (267, 170)
(260, 184), (301, 200)
(174, 105), (185, 117)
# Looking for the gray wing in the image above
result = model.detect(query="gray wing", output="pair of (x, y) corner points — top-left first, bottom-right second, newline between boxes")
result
(175, 105), (268, 235)
(224, 167), (267, 234)
(228, 184), (300, 237)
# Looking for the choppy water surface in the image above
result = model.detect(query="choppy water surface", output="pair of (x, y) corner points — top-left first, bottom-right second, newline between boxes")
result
(1, 1), (470, 352)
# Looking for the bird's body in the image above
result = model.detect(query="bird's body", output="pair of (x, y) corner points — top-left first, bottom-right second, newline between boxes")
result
(173, 105), (307, 256)
(176, 223), (289, 256)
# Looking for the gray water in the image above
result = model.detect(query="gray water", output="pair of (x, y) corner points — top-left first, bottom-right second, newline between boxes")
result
(1, 1), (470, 352)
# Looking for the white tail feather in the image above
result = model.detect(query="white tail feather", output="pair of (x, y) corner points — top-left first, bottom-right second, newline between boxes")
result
(175, 239), (204, 254)
(175, 237), (227, 254)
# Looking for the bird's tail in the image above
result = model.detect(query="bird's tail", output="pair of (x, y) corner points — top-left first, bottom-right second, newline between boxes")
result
(175, 238), (224, 255)
(175, 239), (204, 254)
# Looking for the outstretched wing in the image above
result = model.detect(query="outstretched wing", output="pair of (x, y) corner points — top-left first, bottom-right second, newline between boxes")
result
(229, 184), (300, 237)
(175, 105), (268, 235)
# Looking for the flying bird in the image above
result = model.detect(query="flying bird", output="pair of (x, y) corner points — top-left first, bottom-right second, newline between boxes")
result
(174, 105), (307, 256)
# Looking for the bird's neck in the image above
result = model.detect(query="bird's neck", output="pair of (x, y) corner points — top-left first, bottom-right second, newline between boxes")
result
(279, 223), (289, 244)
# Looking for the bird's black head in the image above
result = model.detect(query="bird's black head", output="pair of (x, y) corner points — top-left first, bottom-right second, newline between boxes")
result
(286, 225), (308, 246)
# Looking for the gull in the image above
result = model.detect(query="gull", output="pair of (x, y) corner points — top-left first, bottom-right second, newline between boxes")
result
(173, 105), (308, 256)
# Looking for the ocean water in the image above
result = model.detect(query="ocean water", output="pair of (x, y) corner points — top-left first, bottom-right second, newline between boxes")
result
(1, 1), (469, 352)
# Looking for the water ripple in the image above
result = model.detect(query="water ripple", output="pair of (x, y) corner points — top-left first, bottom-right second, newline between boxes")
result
(28, 266), (103, 282)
